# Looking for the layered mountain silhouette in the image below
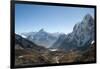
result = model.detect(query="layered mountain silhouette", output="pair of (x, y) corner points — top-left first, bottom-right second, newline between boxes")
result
(21, 28), (60, 48)
(20, 14), (94, 50)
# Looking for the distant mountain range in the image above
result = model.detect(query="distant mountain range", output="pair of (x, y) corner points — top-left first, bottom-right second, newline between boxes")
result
(20, 29), (61, 48)
(18, 14), (94, 51)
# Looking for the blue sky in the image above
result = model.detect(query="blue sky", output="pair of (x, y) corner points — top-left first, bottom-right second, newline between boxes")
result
(15, 4), (94, 34)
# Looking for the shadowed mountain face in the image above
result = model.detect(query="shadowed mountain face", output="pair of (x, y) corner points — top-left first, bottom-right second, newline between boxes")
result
(51, 14), (95, 51)
(15, 34), (51, 66)
(15, 34), (49, 52)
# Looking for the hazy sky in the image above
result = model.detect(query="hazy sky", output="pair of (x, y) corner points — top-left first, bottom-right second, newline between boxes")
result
(15, 4), (94, 34)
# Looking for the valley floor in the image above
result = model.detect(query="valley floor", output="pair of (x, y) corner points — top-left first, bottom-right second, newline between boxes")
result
(15, 43), (96, 67)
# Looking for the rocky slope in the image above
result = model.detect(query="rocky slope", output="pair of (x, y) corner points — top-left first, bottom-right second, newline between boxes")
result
(51, 14), (95, 51)
(15, 34), (51, 66)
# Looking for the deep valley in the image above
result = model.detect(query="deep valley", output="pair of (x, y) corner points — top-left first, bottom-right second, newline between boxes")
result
(15, 14), (96, 66)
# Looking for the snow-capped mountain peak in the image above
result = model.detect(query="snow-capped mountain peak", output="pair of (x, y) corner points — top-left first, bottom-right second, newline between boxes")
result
(19, 29), (61, 48)
(38, 28), (45, 32)
(51, 14), (94, 51)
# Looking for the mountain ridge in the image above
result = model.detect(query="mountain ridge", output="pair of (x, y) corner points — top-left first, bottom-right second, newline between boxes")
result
(20, 29), (61, 48)
(51, 14), (94, 51)
(18, 14), (94, 50)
